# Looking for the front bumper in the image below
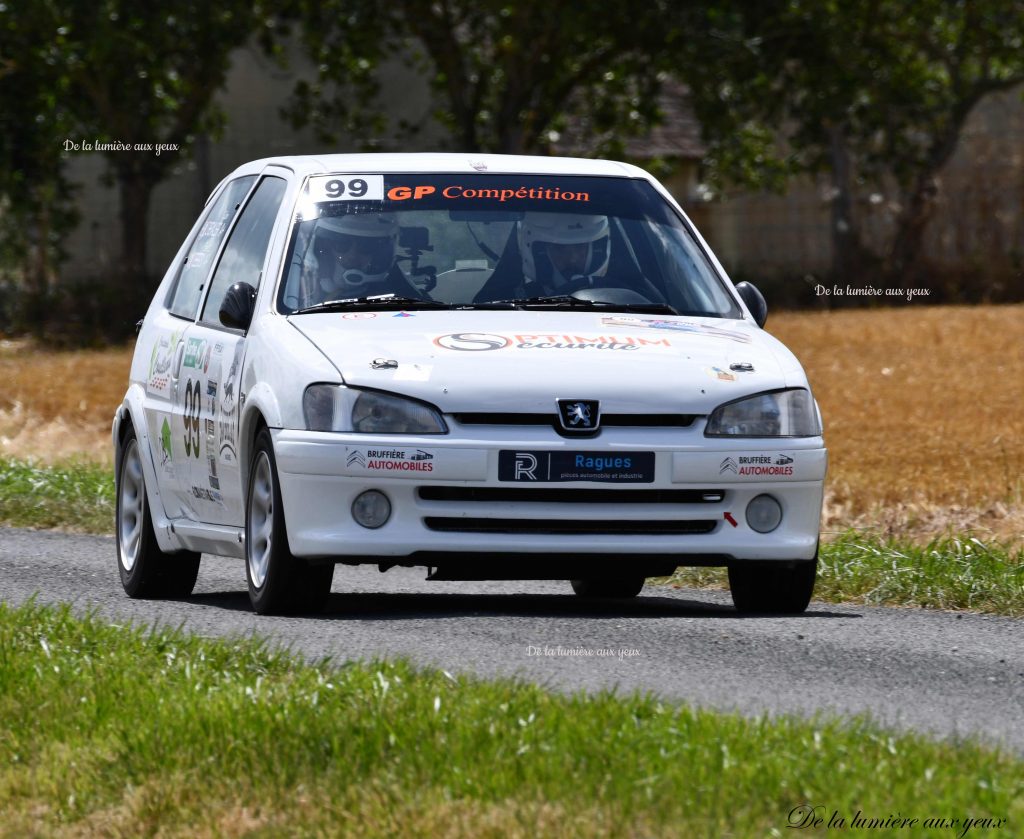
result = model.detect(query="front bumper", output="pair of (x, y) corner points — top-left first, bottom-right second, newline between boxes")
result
(273, 427), (826, 563)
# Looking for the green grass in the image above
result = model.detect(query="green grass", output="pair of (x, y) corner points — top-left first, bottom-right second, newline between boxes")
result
(0, 600), (1020, 837)
(665, 532), (1024, 617)
(2, 455), (1022, 617)
(818, 534), (1024, 614)
(0, 457), (113, 533)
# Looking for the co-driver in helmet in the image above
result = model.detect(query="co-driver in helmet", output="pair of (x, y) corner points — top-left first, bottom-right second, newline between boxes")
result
(517, 212), (611, 296)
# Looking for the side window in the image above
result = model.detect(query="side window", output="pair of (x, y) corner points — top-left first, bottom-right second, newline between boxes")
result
(167, 176), (257, 319)
(200, 176), (287, 326)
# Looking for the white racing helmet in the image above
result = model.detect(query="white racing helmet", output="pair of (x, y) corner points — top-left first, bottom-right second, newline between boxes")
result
(519, 212), (611, 287)
(314, 212), (399, 293)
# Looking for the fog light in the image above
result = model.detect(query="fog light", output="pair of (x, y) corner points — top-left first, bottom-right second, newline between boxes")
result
(352, 490), (391, 529)
(745, 494), (782, 533)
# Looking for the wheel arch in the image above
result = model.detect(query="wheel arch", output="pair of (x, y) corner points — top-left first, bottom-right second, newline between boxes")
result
(239, 401), (271, 499)
(112, 385), (181, 553)
(113, 386), (146, 466)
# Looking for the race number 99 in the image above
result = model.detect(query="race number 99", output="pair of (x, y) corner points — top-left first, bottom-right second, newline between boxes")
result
(306, 174), (384, 203)
(324, 178), (366, 198)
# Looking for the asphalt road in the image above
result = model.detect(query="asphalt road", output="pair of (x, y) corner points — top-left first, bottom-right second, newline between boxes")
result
(2, 527), (1021, 754)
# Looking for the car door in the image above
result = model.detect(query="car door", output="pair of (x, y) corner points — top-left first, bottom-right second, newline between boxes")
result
(172, 173), (289, 525)
(141, 175), (256, 518)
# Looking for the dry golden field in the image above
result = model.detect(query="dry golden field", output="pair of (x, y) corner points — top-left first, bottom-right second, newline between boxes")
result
(0, 340), (130, 465)
(769, 304), (1024, 543)
(2, 304), (1022, 542)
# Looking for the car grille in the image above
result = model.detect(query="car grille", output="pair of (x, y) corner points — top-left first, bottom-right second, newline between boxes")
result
(451, 413), (697, 428)
(423, 517), (717, 535)
(417, 486), (724, 537)
(418, 487), (723, 504)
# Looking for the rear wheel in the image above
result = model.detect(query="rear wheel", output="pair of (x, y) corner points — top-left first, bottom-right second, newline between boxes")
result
(246, 428), (333, 615)
(728, 556), (817, 614)
(570, 577), (645, 599)
(116, 428), (200, 598)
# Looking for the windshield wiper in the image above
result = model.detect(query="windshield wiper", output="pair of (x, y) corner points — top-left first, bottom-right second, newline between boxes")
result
(291, 294), (450, 315)
(495, 295), (599, 308)
(471, 295), (607, 310)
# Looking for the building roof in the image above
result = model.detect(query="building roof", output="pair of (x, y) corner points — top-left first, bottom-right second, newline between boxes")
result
(555, 80), (705, 161)
(627, 82), (706, 160)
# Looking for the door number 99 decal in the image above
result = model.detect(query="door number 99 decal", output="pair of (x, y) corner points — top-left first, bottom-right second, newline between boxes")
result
(183, 379), (202, 458)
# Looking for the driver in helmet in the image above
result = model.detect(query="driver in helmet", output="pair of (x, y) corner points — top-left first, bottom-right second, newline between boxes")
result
(518, 212), (611, 295)
(310, 212), (401, 300)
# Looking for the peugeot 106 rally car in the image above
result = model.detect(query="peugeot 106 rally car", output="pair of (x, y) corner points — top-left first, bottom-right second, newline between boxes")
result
(113, 153), (826, 614)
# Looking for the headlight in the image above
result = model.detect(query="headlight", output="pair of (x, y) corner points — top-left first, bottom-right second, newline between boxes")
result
(351, 390), (447, 433)
(705, 388), (821, 437)
(303, 385), (447, 434)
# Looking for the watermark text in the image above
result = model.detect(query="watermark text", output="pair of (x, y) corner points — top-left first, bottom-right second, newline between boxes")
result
(63, 139), (179, 156)
(814, 283), (931, 302)
(526, 644), (641, 660)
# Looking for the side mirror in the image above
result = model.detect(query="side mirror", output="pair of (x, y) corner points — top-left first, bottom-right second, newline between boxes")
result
(735, 281), (768, 328)
(219, 282), (257, 331)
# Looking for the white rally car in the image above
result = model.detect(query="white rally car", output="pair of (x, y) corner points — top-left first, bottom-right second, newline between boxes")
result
(113, 154), (826, 615)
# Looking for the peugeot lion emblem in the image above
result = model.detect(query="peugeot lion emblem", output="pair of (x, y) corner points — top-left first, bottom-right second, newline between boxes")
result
(556, 399), (600, 432)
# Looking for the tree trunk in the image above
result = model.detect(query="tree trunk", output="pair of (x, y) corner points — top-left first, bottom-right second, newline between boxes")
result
(116, 169), (157, 333)
(886, 173), (938, 289)
(24, 198), (52, 337)
(827, 125), (871, 288)
(498, 123), (528, 154)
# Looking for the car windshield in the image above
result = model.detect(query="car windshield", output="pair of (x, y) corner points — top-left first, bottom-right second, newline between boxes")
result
(277, 173), (741, 317)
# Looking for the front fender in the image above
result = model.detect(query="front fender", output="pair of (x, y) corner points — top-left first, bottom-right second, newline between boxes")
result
(238, 381), (284, 494)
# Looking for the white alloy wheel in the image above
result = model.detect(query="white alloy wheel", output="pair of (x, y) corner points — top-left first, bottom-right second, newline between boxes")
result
(115, 424), (201, 599)
(245, 428), (333, 614)
(248, 450), (275, 589)
(118, 438), (146, 572)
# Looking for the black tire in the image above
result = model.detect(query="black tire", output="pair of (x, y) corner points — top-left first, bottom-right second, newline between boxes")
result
(245, 428), (333, 615)
(116, 427), (200, 599)
(728, 555), (818, 614)
(570, 577), (645, 599)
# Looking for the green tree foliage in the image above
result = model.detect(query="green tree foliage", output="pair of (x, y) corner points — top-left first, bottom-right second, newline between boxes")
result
(0, 2), (286, 337)
(4, 0), (1022, 337)
(57, 1), (285, 330)
(680, 0), (1024, 287)
(288, 0), (671, 155)
(0, 3), (79, 334)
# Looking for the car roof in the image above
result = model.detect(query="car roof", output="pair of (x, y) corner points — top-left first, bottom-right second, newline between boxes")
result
(225, 153), (653, 182)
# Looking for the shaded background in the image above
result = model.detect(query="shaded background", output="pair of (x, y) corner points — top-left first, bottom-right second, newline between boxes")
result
(2, 1), (1023, 343)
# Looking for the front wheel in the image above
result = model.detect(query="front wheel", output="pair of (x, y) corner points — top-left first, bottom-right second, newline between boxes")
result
(116, 428), (200, 598)
(728, 556), (817, 614)
(246, 428), (333, 615)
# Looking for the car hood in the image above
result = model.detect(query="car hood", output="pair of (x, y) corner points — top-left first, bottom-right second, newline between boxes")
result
(289, 310), (806, 415)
